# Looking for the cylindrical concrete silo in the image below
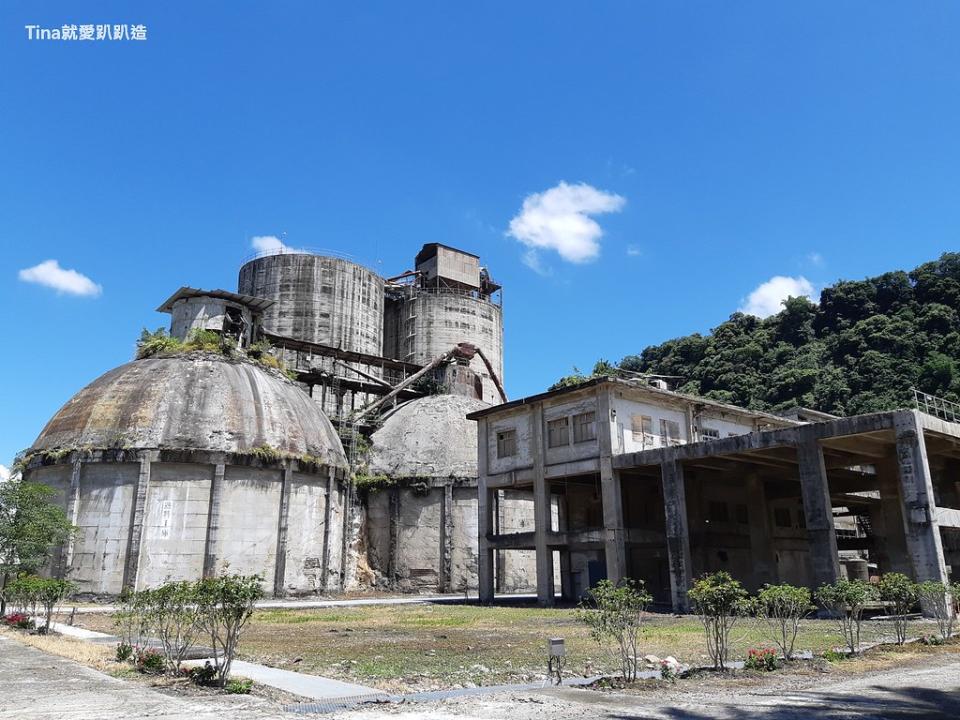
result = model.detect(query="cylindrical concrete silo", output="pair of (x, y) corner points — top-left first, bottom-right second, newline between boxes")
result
(238, 252), (385, 356)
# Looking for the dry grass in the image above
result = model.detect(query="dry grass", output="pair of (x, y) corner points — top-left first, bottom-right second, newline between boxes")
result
(0, 627), (118, 673)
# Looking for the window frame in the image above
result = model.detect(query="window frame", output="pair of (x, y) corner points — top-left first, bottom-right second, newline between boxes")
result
(547, 417), (570, 448)
(572, 411), (597, 444)
(496, 429), (517, 459)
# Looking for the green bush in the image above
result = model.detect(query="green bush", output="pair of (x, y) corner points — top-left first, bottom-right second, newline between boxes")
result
(878, 573), (918, 645)
(816, 579), (878, 654)
(688, 571), (749, 670)
(115, 643), (133, 662)
(187, 661), (217, 686)
(225, 677), (253, 694)
(576, 578), (653, 682)
(916, 580), (959, 642)
(194, 574), (264, 687)
(752, 583), (813, 660)
(135, 647), (166, 674)
(3, 575), (74, 633)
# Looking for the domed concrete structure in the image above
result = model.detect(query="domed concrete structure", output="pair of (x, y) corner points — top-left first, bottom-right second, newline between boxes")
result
(363, 394), (536, 593)
(368, 394), (488, 480)
(24, 353), (350, 596)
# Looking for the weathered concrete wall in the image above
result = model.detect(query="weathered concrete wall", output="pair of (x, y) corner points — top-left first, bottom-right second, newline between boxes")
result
(139, 463), (212, 587)
(282, 473), (331, 593)
(450, 487), (479, 590)
(213, 467), (282, 586)
(73, 463), (137, 594)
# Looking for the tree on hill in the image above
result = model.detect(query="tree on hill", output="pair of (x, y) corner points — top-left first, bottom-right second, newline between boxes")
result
(564, 252), (960, 415)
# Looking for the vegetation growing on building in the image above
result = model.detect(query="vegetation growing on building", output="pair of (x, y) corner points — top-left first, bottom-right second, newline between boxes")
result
(135, 328), (297, 379)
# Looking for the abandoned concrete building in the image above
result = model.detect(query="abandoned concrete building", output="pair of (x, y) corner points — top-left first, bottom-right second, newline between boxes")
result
(21, 243), (529, 596)
(469, 378), (960, 610)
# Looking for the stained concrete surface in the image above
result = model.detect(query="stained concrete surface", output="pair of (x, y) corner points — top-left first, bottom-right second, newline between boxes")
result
(0, 635), (285, 720)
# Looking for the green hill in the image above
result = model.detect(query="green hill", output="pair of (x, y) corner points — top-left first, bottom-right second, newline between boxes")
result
(557, 253), (960, 416)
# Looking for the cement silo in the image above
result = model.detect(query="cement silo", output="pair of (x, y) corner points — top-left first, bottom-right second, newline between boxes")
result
(238, 251), (385, 356)
(23, 353), (351, 597)
(384, 244), (504, 404)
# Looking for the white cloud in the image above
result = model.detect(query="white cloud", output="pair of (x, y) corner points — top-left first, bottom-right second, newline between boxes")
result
(18, 260), (102, 297)
(0, 464), (9, 483)
(507, 181), (625, 267)
(740, 276), (815, 318)
(251, 235), (302, 255)
(807, 252), (824, 266)
(626, 244), (642, 257)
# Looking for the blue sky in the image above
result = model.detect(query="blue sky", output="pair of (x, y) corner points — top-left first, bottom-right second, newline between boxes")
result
(2, 2), (959, 472)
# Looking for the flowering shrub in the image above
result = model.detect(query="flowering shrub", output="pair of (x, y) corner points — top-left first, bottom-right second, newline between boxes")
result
(919, 634), (945, 646)
(659, 657), (681, 681)
(135, 647), (166, 674)
(4, 612), (34, 630)
(744, 647), (779, 671)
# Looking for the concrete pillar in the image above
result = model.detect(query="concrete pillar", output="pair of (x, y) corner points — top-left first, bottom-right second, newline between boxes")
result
(559, 550), (574, 600)
(661, 458), (692, 612)
(122, 452), (155, 591)
(477, 418), (495, 603)
(532, 402), (554, 606)
(796, 437), (841, 587)
(873, 457), (913, 576)
(893, 411), (949, 583)
(273, 465), (293, 597)
(746, 473), (777, 589)
(441, 484), (454, 592)
(597, 389), (627, 585)
(202, 462), (225, 578)
(60, 459), (83, 578)
(321, 467), (335, 591)
(387, 485), (400, 582)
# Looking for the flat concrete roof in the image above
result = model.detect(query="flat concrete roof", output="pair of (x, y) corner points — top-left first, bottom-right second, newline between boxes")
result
(466, 375), (798, 428)
(156, 286), (275, 314)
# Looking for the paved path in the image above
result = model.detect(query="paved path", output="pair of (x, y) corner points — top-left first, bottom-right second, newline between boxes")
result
(0, 635), (285, 720)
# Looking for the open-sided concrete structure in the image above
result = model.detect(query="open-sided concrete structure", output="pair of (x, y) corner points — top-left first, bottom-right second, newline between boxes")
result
(469, 377), (960, 609)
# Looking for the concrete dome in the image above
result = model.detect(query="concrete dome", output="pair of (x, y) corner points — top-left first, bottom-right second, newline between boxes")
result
(32, 353), (347, 469)
(368, 394), (489, 479)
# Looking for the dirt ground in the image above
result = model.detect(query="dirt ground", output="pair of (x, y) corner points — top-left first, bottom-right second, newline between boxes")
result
(62, 602), (943, 693)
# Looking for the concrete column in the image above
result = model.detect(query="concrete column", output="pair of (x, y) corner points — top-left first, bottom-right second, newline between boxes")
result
(746, 473), (777, 589)
(387, 485), (400, 582)
(661, 458), (692, 612)
(202, 462), (226, 578)
(60, 459), (83, 578)
(559, 550), (574, 600)
(532, 402), (554, 606)
(873, 457), (912, 576)
(321, 467), (335, 591)
(339, 479), (353, 590)
(476, 417), (495, 602)
(122, 452), (156, 591)
(597, 389), (627, 585)
(796, 437), (841, 587)
(273, 465), (293, 597)
(440, 483), (454, 593)
(893, 411), (949, 583)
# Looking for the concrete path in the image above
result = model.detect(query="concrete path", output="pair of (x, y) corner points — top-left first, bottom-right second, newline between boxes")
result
(184, 658), (385, 701)
(0, 635), (286, 720)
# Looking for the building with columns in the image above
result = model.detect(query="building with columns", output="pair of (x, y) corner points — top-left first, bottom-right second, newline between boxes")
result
(468, 377), (960, 610)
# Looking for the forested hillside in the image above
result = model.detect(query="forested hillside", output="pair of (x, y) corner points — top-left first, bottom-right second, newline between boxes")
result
(556, 253), (960, 416)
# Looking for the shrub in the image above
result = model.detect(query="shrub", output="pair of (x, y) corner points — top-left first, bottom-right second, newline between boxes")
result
(815, 579), (878, 654)
(135, 647), (166, 674)
(916, 580), (958, 642)
(877, 573), (918, 645)
(115, 643), (134, 662)
(148, 581), (203, 673)
(659, 657), (681, 682)
(4, 612), (34, 630)
(136, 328), (184, 358)
(752, 583), (813, 660)
(225, 678), (253, 694)
(576, 578), (653, 682)
(919, 634), (945, 646)
(194, 574), (264, 687)
(823, 648), (847, 662)
(3, 575), (74, 633)
(187, 661), (218, 686)
(744, 647), (780, 672)
(688, 571), (749, 670)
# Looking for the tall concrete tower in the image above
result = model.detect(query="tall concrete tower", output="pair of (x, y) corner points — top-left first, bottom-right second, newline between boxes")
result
(383, 244), (504, 404)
